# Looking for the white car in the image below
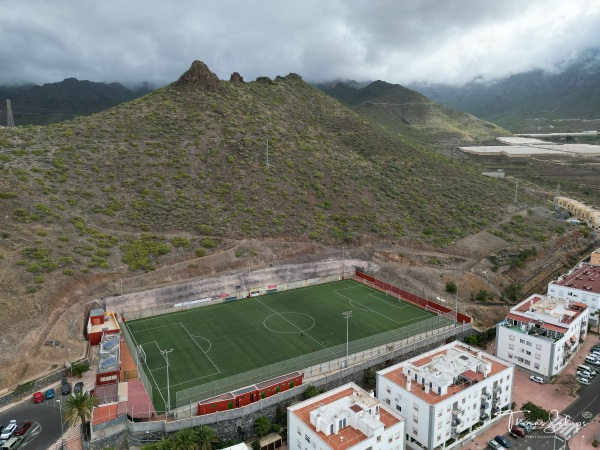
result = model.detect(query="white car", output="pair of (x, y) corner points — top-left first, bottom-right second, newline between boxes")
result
(0, 420), (17, 439)
(530, 375), (544, 384)
(488, 439), (503, 450)
(578, 377), (591, 386)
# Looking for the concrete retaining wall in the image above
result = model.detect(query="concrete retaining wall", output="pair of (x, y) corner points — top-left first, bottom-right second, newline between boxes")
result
(105, 259), (375, 320)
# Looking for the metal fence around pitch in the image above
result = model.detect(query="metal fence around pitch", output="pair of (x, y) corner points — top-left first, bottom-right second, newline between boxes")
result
(121, 321), (153, 406)
(175, 313), (452, 409)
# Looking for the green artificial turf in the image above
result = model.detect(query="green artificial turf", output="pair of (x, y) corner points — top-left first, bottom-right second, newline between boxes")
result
(125, 279), (448, 410)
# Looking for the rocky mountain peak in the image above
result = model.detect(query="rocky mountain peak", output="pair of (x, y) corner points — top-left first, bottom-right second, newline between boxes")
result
(175, 60), (220, 91)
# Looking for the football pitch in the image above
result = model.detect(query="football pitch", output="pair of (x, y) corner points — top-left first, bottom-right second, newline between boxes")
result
(124, 279), (450, 410)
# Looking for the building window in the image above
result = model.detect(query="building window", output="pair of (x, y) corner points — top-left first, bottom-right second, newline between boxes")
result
(298, 429), (301, 436)
(297, 440), (301, 448)
(527, 341), (532, 346)
(387, 386), (391, 394)
(509, 335), (515, 341)
(536, 344), (542, 350)
(377, 436), (382, 443)
(386, 398), (391, 405)
(438, 411), (442, 417)
(438, 421), (442, 429)
(526, 351), (531, 356)
(534, 363), (540, 369)
(462, 398), (466, 404)
(413, 415), (419, 423)
(535, 353), (541, 359)
(414, 403), (419, 411)
(520, 339), (525, 343)
(509, 343), (514, 349)
(508, 353), (513, 359)
(396, 405), (402, 412)
(413, 428), (418, 436)
(305, 435), (310, 443)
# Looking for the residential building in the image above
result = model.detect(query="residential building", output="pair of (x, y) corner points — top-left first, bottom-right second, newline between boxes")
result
(87, 309), (120, 345)
(547, 259), (600, 311)
(288, 382), (405, 450)
(495, 294), (589, 378)
(377, 342), (513, 450)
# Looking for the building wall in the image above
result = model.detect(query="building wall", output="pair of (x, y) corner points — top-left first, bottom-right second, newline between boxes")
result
(377, 367), (512, 449)
(495, 326), (554, 377)
(547, 283), (600, 311)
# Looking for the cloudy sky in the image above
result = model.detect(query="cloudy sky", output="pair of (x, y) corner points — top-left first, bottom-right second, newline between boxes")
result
(3, 0), (600, 87)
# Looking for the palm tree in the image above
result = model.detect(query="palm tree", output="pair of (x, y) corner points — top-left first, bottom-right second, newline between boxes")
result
(173, 428), (199, 450)
(154, 437), (173, 450)
(195, 425), (217, 450)
(63, 391), (97, 427)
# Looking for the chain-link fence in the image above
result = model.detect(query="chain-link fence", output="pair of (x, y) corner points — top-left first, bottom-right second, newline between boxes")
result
(175, 314), (452, 408)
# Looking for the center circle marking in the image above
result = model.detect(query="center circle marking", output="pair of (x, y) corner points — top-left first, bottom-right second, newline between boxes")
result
(263, 312), (316, 334)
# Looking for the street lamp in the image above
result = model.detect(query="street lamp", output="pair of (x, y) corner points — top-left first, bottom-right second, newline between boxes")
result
(160, 348), (173, 416)
(342, 311), (352, 368)
(67, 348), (72, 376)
(581, 435), (585, 450)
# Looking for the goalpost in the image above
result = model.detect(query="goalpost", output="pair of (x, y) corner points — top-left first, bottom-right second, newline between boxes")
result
(138, 345), (147, 364)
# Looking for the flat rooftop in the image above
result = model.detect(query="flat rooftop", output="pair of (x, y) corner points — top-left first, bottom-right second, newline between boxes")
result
(381, 343), (510, 405)
(554, 264), (600, 294)
(88, 311), (120, 335)
(289, 385), (402, 450)
(510, 294), (587, 324)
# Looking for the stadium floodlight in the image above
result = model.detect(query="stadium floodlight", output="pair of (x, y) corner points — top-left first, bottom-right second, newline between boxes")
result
(342, 311), (352, 368)
(160, 348), (174, 415)
(436, 293), (457, 327)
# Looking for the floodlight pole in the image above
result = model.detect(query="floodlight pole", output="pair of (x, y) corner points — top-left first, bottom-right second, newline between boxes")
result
(160, 348), (173, 416)
(343, 311), (352, 368)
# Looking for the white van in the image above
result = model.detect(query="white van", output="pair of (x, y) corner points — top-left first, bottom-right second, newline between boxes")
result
(585, 355), (599, 365)
(578, 364), (596, 375)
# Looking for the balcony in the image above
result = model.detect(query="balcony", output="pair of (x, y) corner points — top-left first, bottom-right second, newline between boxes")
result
(480, 402), (489, 410)
(480, 413), (489, 421)
(493, 386), (501, 393)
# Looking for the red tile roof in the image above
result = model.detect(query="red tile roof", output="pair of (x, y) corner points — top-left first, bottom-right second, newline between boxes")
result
(541, 323), (568, 333)
(507, 313), (533, 323)
(554, 264), (600, 294)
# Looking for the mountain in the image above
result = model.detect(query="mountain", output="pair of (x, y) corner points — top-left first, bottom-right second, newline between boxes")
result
(0, 61), (553, 388)
(411, 49), (600, 133)
(0, 78), (154, 126)
(323, 80), (509, 146)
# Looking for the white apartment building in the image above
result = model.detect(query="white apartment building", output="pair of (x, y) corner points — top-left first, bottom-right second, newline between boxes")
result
(377, 342), (513, 450)
(288, 383), (405, 450)
(547, 259), (600, 311)
(495, 294), (589, 378)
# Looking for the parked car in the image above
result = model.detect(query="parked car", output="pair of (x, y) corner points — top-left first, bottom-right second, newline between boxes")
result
(530, 375), (544, 384)
(73, 382), (84, 395)
(577, 371), (592, 380)
(495, 435), (511, 448)
(488, 439), (503, 450)
(2, 436), (23, 450)
(32, 392), (44, 404)
(12, 421), (31, 437)
(511, 426), (526, 437)
(0, 421), (17, 440)
(591, 344), (600, 352)
(45, 389), (54, 400)
(516, 419), (531, 432)
(578, 377), (591, 386)
(585, 355), (599, 365)
(61, 378), (71, 395)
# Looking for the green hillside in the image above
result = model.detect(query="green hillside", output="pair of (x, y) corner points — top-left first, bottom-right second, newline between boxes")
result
(0, 62), (542, 286)
(324, 80), (509, 146)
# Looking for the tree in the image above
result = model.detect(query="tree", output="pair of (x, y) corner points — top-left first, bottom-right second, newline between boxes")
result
(303, 385), (324, 399)
(63, 391), (97, 428)
(254, 416), (271, 437)
(173, 428), (199, 450)
(195, 425), (217, 450)
(445, 281), (457, 294)
(556, 374), (581, 396)
(522, 401), (551, 422)
(154, 438), (173, 450)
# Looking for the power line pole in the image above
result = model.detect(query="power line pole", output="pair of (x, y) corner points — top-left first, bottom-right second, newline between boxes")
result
(160, 348), (174, 416)
(6, 100), (15, 128)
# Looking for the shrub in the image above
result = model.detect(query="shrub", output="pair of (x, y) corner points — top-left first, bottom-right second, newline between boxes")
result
(195, 248), (206, 257)
(445, 281), (457, 294)
(254, 416), (271, 437)
(200, 238), (217, 249)
(121, 235), (171, 271)
(171, 237), (191, 248)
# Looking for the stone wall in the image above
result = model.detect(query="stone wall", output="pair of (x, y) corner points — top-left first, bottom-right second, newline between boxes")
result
(0, 367), (70, 409)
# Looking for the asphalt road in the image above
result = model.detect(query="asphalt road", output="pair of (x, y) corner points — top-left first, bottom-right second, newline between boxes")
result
(0, 391), (68, 450)
(489, 373), (600, 450)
